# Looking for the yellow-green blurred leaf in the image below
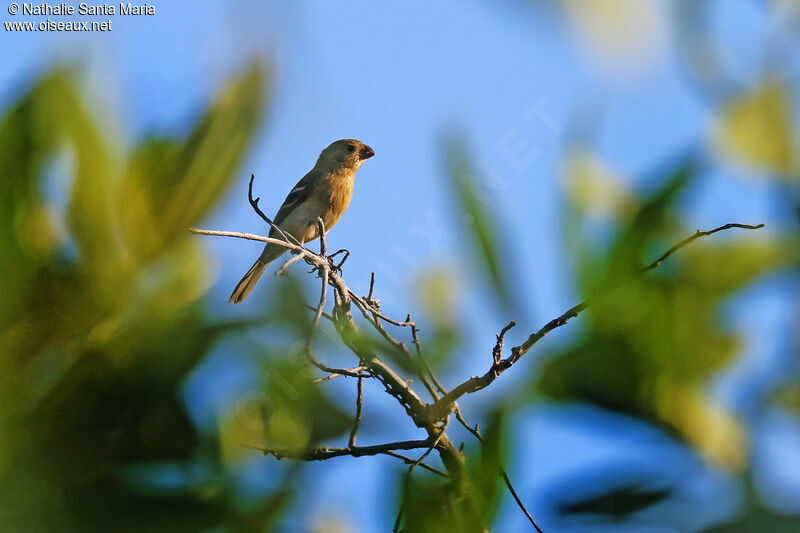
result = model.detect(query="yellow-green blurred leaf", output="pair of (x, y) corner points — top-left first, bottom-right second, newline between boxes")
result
(468, 407), (507, 523)
(713, 80), (796, 177)
(260, 357), (351, 451)
(0, 72), (77, 324)
(54, 78), (119, 273)
(560, 0), (669, 76)
(164, 63), (267, 236)
(565, 149), (636, 218)
(119, 137), (183, 259)
(119, 63), (267, 261)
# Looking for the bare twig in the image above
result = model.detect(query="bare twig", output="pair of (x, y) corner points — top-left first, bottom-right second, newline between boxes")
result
(286, 217), (366, 383)
(302, 218), (339, 377)
(409, 315), (440, 401)
(312, 217), (328, 324)
(354, 302), (438, 399)
(454, 410), (543, 533)
(323, 270), (430, 425)
(251, 438), (435, 461)
(349, 376), (364, 448)
(275, 251), (308, 276)
(306, 304), (335, 323)
(353, 278), (439, 401)
(643, 223), (765, 271)
(501, 470), (543, 533)
(427, 222), (766, 418)
(247, 173), (302, 248)
(394, 431), (446, 532)
(382, 451), (448, 477)
(412, 319), (449, 398)
(493, 321), (516, 370)
(349, 288), (414, 327)
(188, 228), (299, 251)
(313, 366), (368, 383)
(365, 272), (380, 310)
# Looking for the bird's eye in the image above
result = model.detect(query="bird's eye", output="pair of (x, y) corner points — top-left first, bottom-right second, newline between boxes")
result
(347, 144), (355, 152)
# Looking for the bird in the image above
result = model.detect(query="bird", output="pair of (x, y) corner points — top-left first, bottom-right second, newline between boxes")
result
(229, 139), (375, 303)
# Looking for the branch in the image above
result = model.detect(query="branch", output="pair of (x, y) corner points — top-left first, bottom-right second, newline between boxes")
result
(348, 376), (364, 448)
(188, 228), (299, 252)
(382, 451), (448, 477)
(643, 223), (764, 271)
(454, 410), (543, 533)
(351, 282), (439, 401)
(310, 217), (328, 334)
(324, 270), (430, 426)
(313, 366), (368, 383)
(303, 217), (366, 382)
(251, 438), (435, 461)
(493, 321), (516, 370)
(247, 173), (302, 248)
(275, 251), (308, 276)
(428, 222), (766, 417)
(412, 319), (449, 399)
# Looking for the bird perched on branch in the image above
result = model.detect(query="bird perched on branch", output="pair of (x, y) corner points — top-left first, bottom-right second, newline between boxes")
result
(229, 139), (375, 303)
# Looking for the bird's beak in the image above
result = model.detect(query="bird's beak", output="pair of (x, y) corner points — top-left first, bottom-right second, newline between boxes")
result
(359, 145), (375, 160)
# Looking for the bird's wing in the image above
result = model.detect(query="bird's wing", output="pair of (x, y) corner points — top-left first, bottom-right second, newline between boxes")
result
(272, 169), (321, 227)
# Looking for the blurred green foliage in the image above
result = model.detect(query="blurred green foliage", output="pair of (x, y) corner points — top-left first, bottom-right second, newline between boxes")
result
(714, 80), (797, 178)
(0, 64), (303, 532)
(396, 409), (507, 533)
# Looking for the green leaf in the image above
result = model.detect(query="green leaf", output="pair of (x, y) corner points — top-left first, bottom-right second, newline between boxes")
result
(258, 356), (351, 451)
(118, 137), (182, 259)
(398, 473), (476, 533)
(0, 71), (84, 324)
(120, 62), (268, 259)
(443, 135), (515, 308)
(165, 63), (267, 235)
(53, 75), (119, 273)
(469, 408), (508, 524)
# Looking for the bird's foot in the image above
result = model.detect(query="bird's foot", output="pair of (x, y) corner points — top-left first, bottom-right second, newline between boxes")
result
(327, 248), (350, 274)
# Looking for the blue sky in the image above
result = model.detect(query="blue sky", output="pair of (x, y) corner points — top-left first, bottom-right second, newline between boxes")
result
(3, 1), (798, 530)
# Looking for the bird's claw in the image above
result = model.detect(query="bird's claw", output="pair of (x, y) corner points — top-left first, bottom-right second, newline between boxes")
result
(327, 248), (350, 274)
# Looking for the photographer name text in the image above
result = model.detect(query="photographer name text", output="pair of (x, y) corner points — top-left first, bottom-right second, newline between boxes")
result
(18, 2), (154, 15)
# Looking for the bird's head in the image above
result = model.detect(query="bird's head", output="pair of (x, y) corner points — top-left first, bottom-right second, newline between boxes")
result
(318, 139), (375, 171)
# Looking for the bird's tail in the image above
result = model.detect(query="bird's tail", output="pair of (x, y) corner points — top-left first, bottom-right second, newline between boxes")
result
(229, 259), (269, 304)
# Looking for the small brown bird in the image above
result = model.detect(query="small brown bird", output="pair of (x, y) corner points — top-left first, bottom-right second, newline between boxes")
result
(229, 139), (375, 303)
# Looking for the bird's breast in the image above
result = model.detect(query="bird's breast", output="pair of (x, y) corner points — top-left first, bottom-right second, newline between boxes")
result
(323, 173), (355, 228)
